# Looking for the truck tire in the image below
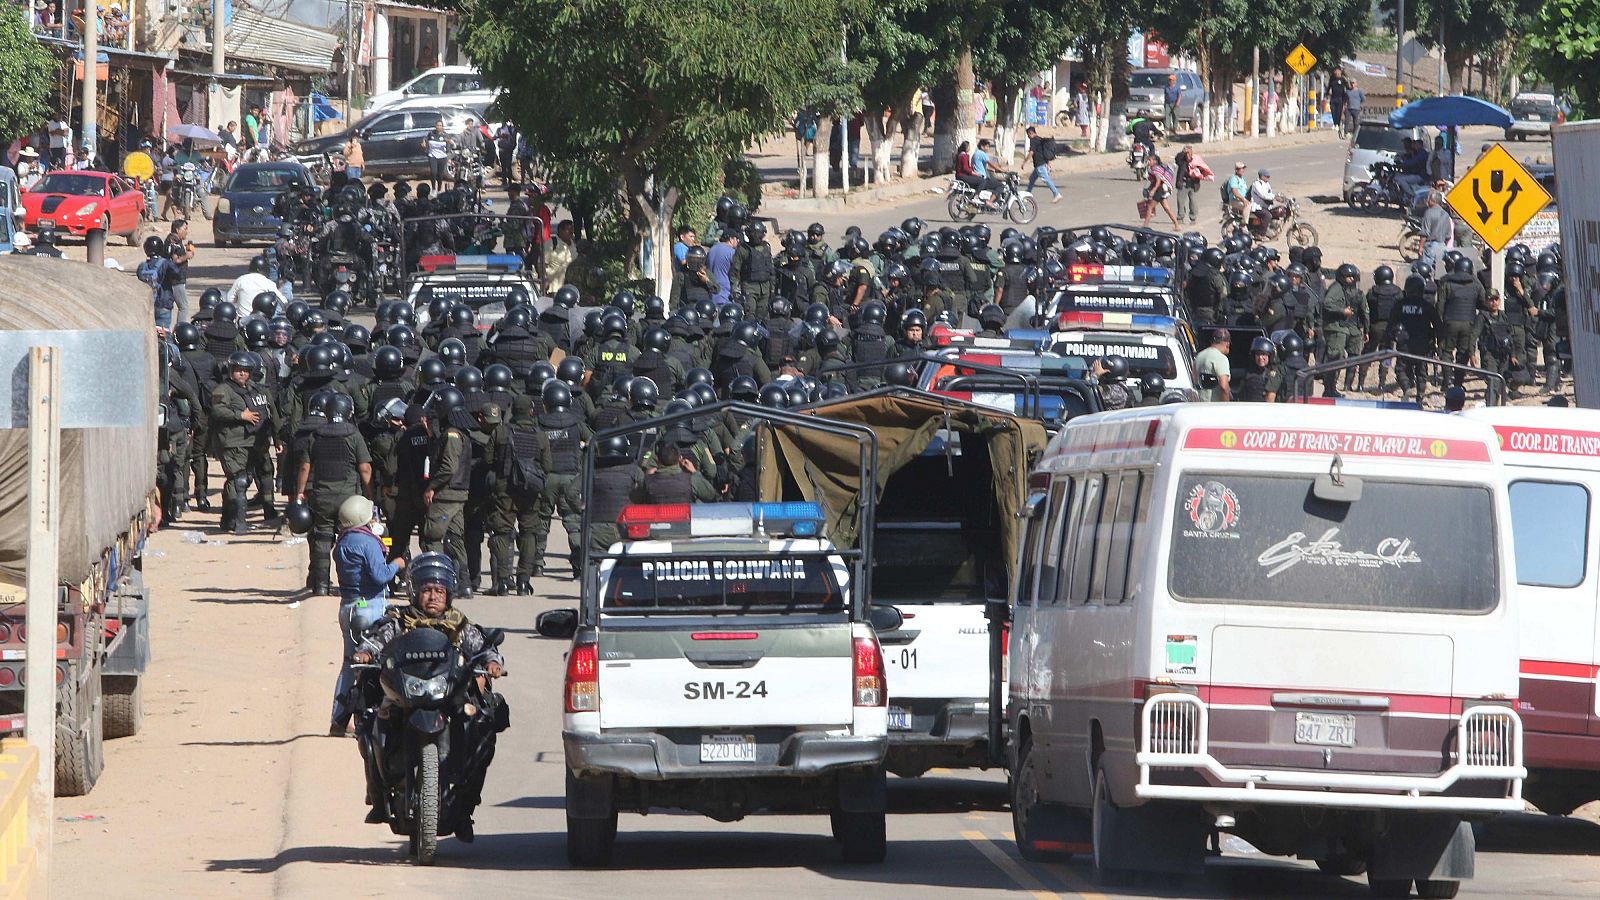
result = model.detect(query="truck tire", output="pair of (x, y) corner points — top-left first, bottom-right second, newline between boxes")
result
(834, 809), (887, 863)
(1012, 736), (1069, 861)
(565, 772), (617, 867)
(1414, 879), (1460, 899)
(1091, 764), (1131, 885)
(102, 675), (143, 739)
(55, 674), (105, 796)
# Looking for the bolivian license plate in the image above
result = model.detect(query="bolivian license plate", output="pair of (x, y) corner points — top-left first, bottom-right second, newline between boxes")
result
(38, 219), (54, 229)
(1294, 712), (1356, 747)
(700, 733), (756, 763)
(888, 706), (913, 731)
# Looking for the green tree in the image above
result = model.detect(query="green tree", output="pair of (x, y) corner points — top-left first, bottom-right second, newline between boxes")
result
(0, 8), (56, 142)
(1382, 0), (1541, 96)
(1526, 0), (1600, 115)
(975, 0), (1078, 164)
(458, 0), (855, 296)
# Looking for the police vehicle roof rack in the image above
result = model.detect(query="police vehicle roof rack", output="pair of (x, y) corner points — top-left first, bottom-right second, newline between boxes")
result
(398, 211), (544, 296)
(581, 401), (880, 621)
(1293, 350), (1508, 408)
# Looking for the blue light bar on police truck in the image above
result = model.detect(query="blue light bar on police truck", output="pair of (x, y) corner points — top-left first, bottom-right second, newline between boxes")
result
(417, 254), (524, 273)
(1066, 263), (1171, 285)
(618, 502), (825, 540)
(931, 325), (1048, 351)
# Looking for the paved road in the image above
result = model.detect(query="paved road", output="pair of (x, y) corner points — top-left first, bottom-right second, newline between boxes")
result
(47, 132), (1597, 899)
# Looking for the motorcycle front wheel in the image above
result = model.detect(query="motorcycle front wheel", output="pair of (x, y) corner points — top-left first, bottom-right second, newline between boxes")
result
(1287, 222), (1318, 247)
(946, 190), (976, 221)
(1007, 193), (1040, 225)
(413, 738), (440, 865)
(1398, 227), (1423, 262)
(1132, 163), (1147, 182)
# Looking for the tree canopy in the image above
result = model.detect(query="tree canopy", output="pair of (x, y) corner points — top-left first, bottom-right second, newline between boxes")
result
(1526, 0), (1600, 115)
(0, 8), (57, 141)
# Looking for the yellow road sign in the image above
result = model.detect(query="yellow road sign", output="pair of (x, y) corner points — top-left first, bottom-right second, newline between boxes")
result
(1445, 144), (1553, 252)
(1286, 44), (1317, 75)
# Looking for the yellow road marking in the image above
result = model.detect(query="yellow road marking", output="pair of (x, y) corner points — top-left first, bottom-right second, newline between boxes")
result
(961, 829), (1059, 899)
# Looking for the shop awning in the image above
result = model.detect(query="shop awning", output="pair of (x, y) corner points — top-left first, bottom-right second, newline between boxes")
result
(217, 9), (339, 73)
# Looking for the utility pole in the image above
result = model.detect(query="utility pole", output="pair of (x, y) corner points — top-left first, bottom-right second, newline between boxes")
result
(1395, 0), (1406, 108)
(81, 0), (98, 164)
(1437, 18), (1445, 95)
(1251, 46), (1260, 137)
(24, 346), (61, 897)
(212, 0), (225, 128)
(346, 0), (358, 113)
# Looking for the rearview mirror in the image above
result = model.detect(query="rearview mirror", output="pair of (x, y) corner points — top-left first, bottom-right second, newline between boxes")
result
(868, 604), (904, 633)
(482, 627), (507, 647)
(535, 608), (578, 640)
(1313, 473), (1362, 503)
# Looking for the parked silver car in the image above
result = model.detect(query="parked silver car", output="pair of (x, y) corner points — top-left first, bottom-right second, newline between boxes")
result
(1126, 69), (1205, 128)
(1506, 93), (1561, 141)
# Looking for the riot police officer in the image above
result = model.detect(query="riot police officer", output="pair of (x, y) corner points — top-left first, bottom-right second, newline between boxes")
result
(421, 387), (475, 592)
(1321, 264), (1366, 396)
(295, 393), (370, 595)
(1357, 265), (1403, 393)
(211, 352), (276, 534)
(1390, 275), (1442, 403)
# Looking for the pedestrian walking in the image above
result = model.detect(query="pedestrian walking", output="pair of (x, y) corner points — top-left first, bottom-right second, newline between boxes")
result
(1171, 146), (1212, 226)
(1023, 126), (1061, 203)
(1329, 67), (1350, 136)
(1346, 80), (1364, 135)
(1140, 152), (1180, 230)
(1073, 82), (1091, 138)
(330, 495), (402, 736)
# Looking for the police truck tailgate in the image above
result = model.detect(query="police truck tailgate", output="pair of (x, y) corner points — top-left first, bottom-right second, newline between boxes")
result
(597, 625), (855, 729)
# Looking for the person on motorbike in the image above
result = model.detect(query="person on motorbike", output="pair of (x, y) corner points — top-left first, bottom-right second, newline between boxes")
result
(351, 553), (505, 836)
(1247, 169), (1275, 235)
(1127, 115), (1163, 158)
(954, 141), (981, 192)
(971, 139), (1007, 205)
(1223, 161), (1250, 222)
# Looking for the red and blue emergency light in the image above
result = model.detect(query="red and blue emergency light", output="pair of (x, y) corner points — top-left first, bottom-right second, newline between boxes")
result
(1066, 263), (1171, 285)
(417, 254), (524, 274)
(617, 502), (825, 541)
(1055, 310), (1180, 332)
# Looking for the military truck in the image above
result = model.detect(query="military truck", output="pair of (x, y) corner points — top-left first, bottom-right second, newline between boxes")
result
(0, 255), (157, 795)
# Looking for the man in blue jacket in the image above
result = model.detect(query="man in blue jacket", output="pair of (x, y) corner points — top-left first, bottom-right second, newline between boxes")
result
(330, 495), (403, 736)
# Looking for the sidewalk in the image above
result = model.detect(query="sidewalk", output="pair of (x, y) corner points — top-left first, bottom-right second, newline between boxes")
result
(759, 127), (1342, 214)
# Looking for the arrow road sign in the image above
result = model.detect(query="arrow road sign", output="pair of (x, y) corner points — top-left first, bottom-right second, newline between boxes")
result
(1445, 144), (1553, 253)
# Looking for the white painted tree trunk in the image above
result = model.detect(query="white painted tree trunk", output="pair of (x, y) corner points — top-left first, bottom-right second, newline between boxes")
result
(839, 118), (851, 194)
(812, 117), (832, 199)
(867, 112), (893, 184)
(899, 112), (923, 179)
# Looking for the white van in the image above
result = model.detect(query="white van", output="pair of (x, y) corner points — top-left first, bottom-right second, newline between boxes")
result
(1008, 404), (1524, 895)
(1461, 406), (1600, 816)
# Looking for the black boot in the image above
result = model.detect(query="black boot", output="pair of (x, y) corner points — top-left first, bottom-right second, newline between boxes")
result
(232, 493), (251, 535)
(194, 497), (213, 512)
(516, 577), (533, 595)
(485, 579), (507, 597)
(262, 501), (279, 521)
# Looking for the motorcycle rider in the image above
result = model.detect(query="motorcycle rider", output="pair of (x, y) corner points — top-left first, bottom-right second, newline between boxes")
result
(1247, 169), (1275, 236)
(330, 495), (403, 736)
(350, 553), (505, 839)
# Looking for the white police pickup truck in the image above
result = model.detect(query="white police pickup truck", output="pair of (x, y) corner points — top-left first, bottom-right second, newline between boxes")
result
(537, 501), (895, 866)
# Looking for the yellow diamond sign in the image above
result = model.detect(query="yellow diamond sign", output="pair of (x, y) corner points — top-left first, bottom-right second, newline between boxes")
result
(1445, 144), (1553, 252)
(1286, 44), (1317, 75)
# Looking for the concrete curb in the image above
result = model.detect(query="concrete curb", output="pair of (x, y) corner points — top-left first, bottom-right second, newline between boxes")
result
(761, 128), (1343, 213)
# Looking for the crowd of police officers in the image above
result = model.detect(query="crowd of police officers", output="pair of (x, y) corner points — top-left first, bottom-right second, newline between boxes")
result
(153, 194), (1571, 594)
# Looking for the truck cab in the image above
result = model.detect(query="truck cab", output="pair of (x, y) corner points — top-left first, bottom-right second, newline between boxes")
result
(539, 500), (891, 866)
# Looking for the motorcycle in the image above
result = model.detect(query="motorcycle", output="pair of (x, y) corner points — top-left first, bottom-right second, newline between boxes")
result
(1127, 142), (1150, 182)
(168, 162), (212, 221)
(946, 171), (1039, 225)
(350, 625), (507, 865)
(1348, 161), (1412, 212)
(1222, 195), (1318, 247)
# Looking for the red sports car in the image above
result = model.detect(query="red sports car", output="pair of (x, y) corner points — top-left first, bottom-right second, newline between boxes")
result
(21, 171), (146, 239)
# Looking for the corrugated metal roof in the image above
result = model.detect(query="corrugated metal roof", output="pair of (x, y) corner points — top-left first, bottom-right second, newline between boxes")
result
(223, 8), (338, 73)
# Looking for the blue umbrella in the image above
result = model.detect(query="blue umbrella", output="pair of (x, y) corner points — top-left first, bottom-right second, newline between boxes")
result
(1388, 96), (1512, 129)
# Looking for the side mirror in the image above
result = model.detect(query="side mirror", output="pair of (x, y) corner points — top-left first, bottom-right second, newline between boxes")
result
(482, 626), (507, 647)
(535, 608), (579, 640)
(868, 604), (904, 633)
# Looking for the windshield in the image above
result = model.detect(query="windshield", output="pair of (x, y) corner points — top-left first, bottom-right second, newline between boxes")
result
(602, 553), (844, 614)
(1353, 125), (1408, 153)
(1511, 98), (1556, 115)
(1130, 73), (1168, 89)
(1167, 473), (1497, 613)
(33, 174), (106, 196)
(226, 167), (307, 192)
(1056, 287), (1175, 316)
(1052, 338), (1178, 378)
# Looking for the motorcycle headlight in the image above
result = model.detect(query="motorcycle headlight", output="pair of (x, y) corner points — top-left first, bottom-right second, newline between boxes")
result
(73, 202), (98, 216)
(403, 674), (450, 700)
(216, 197), (231, 214)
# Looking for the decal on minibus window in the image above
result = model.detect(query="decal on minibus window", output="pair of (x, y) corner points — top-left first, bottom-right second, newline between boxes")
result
(1183, 428), (1491, 462)
(1169, 474), (1497, 613)
(1494, 425), (1600, 457)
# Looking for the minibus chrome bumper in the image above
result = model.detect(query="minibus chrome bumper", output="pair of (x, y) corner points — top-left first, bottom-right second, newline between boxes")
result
(1134, 693), (1526, 812)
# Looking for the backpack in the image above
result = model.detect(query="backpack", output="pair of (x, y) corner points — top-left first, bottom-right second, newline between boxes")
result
(503, 425), (547, 497)
(137, 258), (164, 288)
(1036, 138), (1058, 163)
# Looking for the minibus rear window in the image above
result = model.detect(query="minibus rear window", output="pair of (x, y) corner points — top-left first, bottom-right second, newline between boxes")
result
(1168, 473), (1497, 613)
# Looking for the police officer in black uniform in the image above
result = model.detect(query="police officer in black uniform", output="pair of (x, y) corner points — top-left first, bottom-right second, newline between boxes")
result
(295, 393), (371, 595)
(1390, 275), (1442, 403)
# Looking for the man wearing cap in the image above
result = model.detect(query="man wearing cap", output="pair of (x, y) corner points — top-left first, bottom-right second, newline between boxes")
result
(1224, 162), (1249, 220)
(330, 495), (404, 735)
(1247, 169), (1275, 234)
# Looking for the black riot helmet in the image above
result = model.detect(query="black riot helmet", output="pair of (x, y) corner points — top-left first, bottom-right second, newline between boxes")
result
(733, 321), (760, 350)
(729, 375), (760, 401)
(554, 284), (580, 309)
(1451, 255), (1474, 275)
(803, 303), (830, 330)
(684, 367), (715, 389)
(628, 377), (659, 411)
(298, 309), (326, 336)
(883, 361), (918, 387)
(1373, 265), (1394, 285)
(322, 290), (351, 316)
(1138, 371), (1167, 397)
(611, 290), (638, 317)
(214, 301), (238, 324)
(385, 323), (417, 349)
(483, 364), (515, 391)
(1249, 336), (1277, 358)
(449, 305), (476, 328)
(859, 301), (888, 327)
(343, 323), (371, 349)
(301, 345), (337, 377)
(642, 327), (671, 352)
(453, 365), (484, 393)
(542, 379), (573, 411)
(978, 304), (1006, 331)
(597, 434), (631, 461)
(373, 345), (405, 379)
(174, 322), (203, 350)
(643, 295), (667, 320)
(757, 383), (789, 408)
(556, 357), (585, 388)
(1335, 263), (1360, 285)
(1002, 241), (1026, 264)
(418, 357), (449, 387)
(437, 338), (467, 367)
(1096, 355), (1129, 382)
(251, 292), (278, 319)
